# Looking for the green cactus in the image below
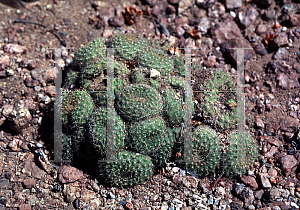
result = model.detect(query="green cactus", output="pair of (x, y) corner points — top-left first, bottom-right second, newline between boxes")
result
(101, 150), (153, 188)
(87, 107), (125, 158)
(116, 84), (163, 122)
(173, 54), (186, 77)
(199, 68), (237, 130)
(150, 128), (177, 168)
(74, 38), (106, 68)
(62, 132), (72, 161)
(166, 76), (185, 90)
(109, 34), (147, 60)
(127, 116), (166, 155)
(137, 48), (173, 76)
(223, 131), (258, 176)
(131, 67), (146, 84)
(61, 91), (94, 128)
(162, 88), (184, 126)
(64, 70), (79, 89)
(179, 126), (221, 177)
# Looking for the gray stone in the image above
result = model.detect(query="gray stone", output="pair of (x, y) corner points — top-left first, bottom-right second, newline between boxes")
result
(63, 184), (76, 203)
(269, 187), (281, 201)
(258, 173), (272, 188)
(8, 104), (32, 132)
(0, 178), (9, 189)
(236, 6), (258, 29)
(233, 183), (245, 196)
(225, 0), (242, 9)
(2, 104), (13, 117)
(241, 187), (254, 207)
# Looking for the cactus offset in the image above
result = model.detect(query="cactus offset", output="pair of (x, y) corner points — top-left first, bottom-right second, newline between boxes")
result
(179, 125), (221, 176)
(116, 84), (163, 122)
(101, 150), (153, 188)
(223, 131), (259, 176)
(199, 68), (237, 130)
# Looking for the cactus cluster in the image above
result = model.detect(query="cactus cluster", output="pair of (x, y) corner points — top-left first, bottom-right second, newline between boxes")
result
(60, 33), (258, 188)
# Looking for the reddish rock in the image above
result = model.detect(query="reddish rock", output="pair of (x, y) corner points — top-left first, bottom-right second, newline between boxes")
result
(220, 36), (254, 66)
(24, 76), (39, 87)
(8, 138), (22, 151)
(24, 153), (47, 179)
(255, 117), (264, 129)
(81, 198), (100, 210)
(225, 0), (242, 9)
(268, 168), (278, 178)
(18, 204), (31, 210)
(264, 146), (278, 159)
(0, 71), (6, 77)
(284, 180), (295, 189)
(0, 55), (10, 68)
(168, 0), (179, 5)
(8, 104), (32, 132)
(22, 178), (36, 189)
(297, 173), (300, 180)
(269, 202), (283, 208)
(271, 33), (289, 48)
(289, 14), (300, 26)
(284, 132), (294, 142)
(58, 165), (84, 184)
(108, 17), (124, 27)
(44, 67), (59, 82)
(240, 187), (254, 207)
(3, 44), (27, 54)
(267, 137), (281, 147)
(241, 175), (258, 190)
(166, 4), (176, 14)
(172, 173), (182, 185)
(174, 26), (185, 38)
(279, 116), (300, 133)
(255, 24), (268, 35)
(203, 55), (216, 67)
(182, 176), (198, 188)
(44, 86), (56, 97)
(175, 16), (189, 26)
(210, 17), (243, 45)
(279, 155), (298, 177)
(80, 189), (96, 202)
(236, 6), (258, 29)
(254, 189), (264, 199)
(31, 67), (59, 83)
(208, 2), (225, 18)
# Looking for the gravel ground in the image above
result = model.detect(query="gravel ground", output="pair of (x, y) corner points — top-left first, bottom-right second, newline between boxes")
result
(0, 0), (300, 209)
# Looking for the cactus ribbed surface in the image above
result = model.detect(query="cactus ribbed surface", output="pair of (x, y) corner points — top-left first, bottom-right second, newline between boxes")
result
(102, 150), (153, 188)
(116, 84), (163, 122)
(223, 131), (259, 176)
(179, 126), (221, 177)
